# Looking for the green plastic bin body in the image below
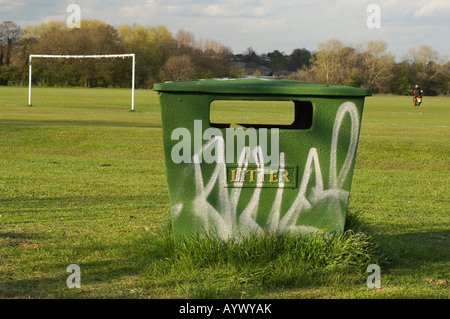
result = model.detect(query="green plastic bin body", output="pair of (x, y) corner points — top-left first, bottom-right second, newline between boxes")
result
(153, 78), (371, 241)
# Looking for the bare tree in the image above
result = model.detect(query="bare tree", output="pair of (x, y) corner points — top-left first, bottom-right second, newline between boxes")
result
(405, 45), (446, 90)
(309, 39), (358, 85)
(357, 40), (395, 92)
(175, 29), (196, 53)
(0, 20), (23, 67)
(163, 55), (193, 81)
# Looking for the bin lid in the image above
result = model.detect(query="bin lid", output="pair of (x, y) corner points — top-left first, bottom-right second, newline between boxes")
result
(153, 78), (372, 97)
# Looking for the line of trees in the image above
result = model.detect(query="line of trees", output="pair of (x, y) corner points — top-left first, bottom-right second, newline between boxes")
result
(1, 20), (449, 95)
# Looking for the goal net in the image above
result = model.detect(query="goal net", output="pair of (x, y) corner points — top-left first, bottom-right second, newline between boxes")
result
(28, 54), (136, 110)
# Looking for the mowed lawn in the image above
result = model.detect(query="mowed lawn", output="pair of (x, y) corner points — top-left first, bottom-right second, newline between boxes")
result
(0, 86), (448, 298)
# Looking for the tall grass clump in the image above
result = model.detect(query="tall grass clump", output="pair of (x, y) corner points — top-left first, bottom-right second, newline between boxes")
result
(129, 211), (383, 298)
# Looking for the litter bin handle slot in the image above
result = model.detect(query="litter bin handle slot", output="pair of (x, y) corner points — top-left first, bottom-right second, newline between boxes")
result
(209, 100), (313, 130)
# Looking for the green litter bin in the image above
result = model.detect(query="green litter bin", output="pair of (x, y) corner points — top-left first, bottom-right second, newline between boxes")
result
(153, 78), (371, 241)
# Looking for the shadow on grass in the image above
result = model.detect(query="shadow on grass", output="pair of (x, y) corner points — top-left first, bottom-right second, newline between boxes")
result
(1, 210), (446, 298)
(0, 119), (161, 129)
(0, 231), (47, 241)
(0, 260), (139, 299)
(375, 231), (449, 267)
(122, 210), (387, 298)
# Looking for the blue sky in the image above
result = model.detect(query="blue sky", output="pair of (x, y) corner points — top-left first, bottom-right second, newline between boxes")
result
(2, 0), (449, 58)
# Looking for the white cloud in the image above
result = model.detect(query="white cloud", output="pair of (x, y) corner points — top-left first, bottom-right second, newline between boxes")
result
(41, 14), (66, 24)
(145, 0), (155, 7)
(203, 5), (227, 16)
(0, 0), (24, 6)
(2, 0), (449, 57)
(414, 0), (450, 17)
(381, 0), (399, 6)
(121, 5), (143, 18)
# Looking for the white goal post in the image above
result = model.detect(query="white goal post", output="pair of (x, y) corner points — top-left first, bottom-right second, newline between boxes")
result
(28, 54), (136, 110)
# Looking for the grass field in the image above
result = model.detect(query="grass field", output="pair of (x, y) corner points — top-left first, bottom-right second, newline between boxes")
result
(0, 86), (448, 299)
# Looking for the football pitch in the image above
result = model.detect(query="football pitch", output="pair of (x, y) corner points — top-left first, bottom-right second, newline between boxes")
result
(0, 86), (448, 298)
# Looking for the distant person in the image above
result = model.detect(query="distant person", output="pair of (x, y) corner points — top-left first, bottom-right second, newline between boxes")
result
(413, 84), (422, 98)
(413, 84), (423, 106)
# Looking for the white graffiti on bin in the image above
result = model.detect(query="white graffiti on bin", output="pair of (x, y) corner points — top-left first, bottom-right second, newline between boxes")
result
(172, 101), (360, 239)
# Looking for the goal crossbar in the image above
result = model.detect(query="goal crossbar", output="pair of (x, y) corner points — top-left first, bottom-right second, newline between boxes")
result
(28, 54), (136, 110)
